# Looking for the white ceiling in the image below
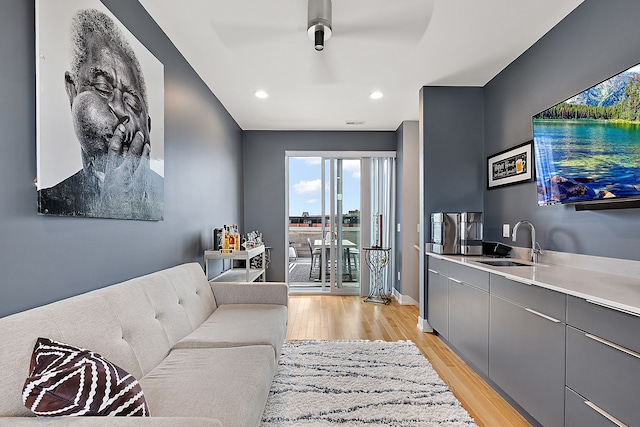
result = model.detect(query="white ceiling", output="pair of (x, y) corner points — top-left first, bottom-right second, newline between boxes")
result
(138, 0), (584, 131)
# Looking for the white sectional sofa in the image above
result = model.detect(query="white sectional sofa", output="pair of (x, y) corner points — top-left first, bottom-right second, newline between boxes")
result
(0, 262), (288, 426)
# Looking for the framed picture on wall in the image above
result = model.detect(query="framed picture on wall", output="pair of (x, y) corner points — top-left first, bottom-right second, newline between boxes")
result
(487, 140), (535, 189)
(35, 0), (165, 220)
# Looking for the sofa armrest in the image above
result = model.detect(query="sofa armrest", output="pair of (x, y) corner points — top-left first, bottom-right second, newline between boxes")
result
(0, 417), (221, 427)
(211, 282), (288, 307)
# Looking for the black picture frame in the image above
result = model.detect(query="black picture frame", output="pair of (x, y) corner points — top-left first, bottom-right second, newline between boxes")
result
(487, 140), (535, 189)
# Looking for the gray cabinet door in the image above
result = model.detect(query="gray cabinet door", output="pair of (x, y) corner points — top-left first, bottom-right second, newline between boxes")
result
(449, 262), (489, 291)
(448, 278), (489, 375)
(566, 325), (639, 426)
(491, 273), (566, 321)
(567, 295), (640, 353)
(428, 256), (450, 276)
(489, 294), (566, 427)
(427, 269), (448, 339)
(565, 387), (618, 427)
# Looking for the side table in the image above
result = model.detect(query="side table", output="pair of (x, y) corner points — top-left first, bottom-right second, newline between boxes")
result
(204, 245), (266, 282)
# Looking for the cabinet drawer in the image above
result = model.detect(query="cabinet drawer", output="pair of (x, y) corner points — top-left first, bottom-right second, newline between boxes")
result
(566, 325), (640, 426)
(428, 256), (450, 276)
(565, 387), (623, 427)
(567, 295), (640, 354)
(490, 274), (565, 322)
(449, 262), (489, 291)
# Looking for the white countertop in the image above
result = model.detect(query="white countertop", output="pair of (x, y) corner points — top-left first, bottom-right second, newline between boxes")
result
(427, 252), (640, 316)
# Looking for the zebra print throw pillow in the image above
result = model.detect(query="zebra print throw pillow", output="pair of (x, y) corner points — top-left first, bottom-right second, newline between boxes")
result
(22, 337), (150, 417)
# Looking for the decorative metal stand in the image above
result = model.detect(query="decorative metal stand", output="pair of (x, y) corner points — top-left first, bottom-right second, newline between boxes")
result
(363, 247), (391, 305)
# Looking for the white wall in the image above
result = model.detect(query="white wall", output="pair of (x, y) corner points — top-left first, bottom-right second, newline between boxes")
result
(395, 121), (420, 305)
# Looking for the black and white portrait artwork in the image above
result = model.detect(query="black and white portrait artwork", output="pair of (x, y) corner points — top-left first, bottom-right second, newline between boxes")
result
(36, 0), (164, 220)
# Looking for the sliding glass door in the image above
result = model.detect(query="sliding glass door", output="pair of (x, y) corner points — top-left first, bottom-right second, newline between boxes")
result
(287, 151), (395, 296)
(318, 157), (361, 291)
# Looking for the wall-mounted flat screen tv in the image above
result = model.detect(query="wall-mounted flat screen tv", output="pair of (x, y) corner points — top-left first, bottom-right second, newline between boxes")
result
(532, 63), (640, 206)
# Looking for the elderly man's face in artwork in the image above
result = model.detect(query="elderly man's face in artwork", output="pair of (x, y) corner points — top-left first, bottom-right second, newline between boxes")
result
(64, 30), (151, 172)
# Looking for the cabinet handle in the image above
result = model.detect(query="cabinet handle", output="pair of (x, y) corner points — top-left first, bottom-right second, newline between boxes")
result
(449, 278), (462, 284)
(427, 269), (438, 274)
(584, 400), (628, 427)
(508, 276), (532, 285)
(524, 308), (561, 323)
(585, 333), (640, 360)
(586, 299), (640, 318)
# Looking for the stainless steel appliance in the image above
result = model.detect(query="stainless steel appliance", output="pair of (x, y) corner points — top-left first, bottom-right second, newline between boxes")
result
(460, 212), (483, 255)
(431, 212), (483, 255)
(431, 212), (460, 254)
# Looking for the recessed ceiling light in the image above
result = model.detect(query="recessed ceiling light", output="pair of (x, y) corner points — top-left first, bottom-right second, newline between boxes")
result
(369, 91), (383, 100)
(254, 90), (268, 99)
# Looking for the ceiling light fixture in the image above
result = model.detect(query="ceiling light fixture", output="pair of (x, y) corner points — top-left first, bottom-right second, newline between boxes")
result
(307, 0), (332, 51)
(254, 90), (268, 99)
(370, 91), (384, 100)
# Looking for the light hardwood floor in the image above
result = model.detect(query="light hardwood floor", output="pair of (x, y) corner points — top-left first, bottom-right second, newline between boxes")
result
(286, 295), (531, 427)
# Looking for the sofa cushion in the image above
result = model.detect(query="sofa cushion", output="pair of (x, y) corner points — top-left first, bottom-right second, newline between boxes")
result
(0, 261), (217, 423)
(139, 346), (276, 427)
(0, 303), (117, 417)
(211, 282), (288, 307)
(172, 304), (288, 358)
(22, 338), (149, 417)
(92, 262), (217, 377)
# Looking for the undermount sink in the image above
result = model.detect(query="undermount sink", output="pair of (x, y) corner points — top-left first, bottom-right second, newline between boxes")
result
(476, 260), (532, 267)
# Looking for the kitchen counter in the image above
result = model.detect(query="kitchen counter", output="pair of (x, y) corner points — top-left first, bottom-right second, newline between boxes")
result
(427, 252), (640, 316)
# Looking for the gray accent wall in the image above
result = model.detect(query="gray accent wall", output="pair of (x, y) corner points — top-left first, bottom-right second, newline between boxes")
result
(422, 86), (485, 223)
(420, 86), (484, 320)
(242, 131), (396, 282)
(0, 0), (243, 317)
(484, 0), (640, 261)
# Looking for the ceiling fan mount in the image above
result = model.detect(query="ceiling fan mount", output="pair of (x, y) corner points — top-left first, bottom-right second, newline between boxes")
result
(307, 0), (332, 51)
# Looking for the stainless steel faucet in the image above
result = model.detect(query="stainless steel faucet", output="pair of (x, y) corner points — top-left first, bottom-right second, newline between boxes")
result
(512, 220), (543, 263)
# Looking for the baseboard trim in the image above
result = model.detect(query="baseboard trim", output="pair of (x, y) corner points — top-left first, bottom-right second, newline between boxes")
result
(392, 288), (419, 307)
(392, 289), (431, 332)
(417, 316), (433, 333)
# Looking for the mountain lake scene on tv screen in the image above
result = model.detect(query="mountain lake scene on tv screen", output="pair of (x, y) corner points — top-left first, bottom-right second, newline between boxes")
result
(533, 64), (640, 205)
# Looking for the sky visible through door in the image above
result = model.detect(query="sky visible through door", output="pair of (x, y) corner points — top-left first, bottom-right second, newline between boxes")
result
(289, 157), (361, 216)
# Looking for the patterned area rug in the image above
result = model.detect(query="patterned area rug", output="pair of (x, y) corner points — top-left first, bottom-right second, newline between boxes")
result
(261, 340), (478, 426)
